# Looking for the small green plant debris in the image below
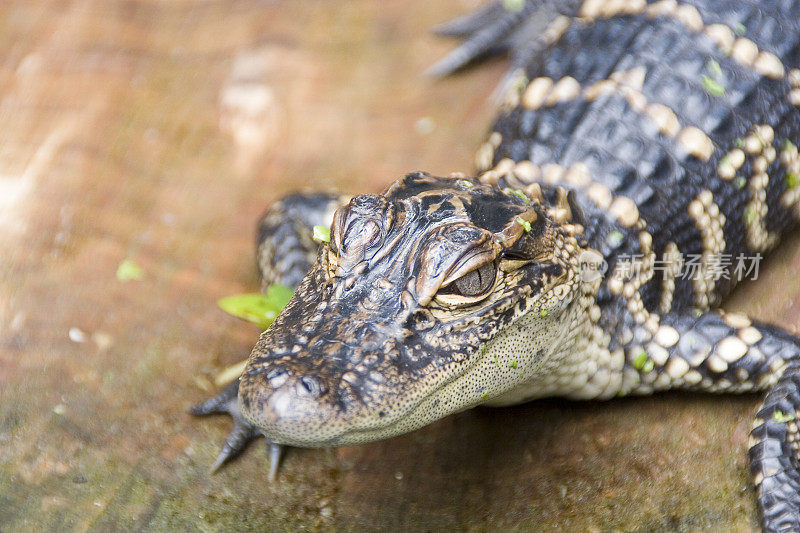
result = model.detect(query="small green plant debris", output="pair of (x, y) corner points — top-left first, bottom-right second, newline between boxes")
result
(502, 0), (525, 13)
(701, 75), (725, 97)
(312, 225), (331, 243)
(516, 216), (532, 232)
(783, 139), (797, 152)
(733, 176), (747, 189)
(116, 258), (144, 282)
(701, 60), (725, 97)
(513, 72), (529, 92)
(773, 410), (795, 423)
(503, 187), (530, 203)
(540, 309), (548, 318)
(508, 360), (518, 369)
(743, 206), (756, 226)
(734, 137), (745, 149)
(217, 285), (295, 329)
(634, 351), (648, 370)
(481, 391), (489, 400)
(641, 359), (655, 373)
(734, 22), (747, 36)
(787, 172), (800, 189)
(606, 230), (624, 247)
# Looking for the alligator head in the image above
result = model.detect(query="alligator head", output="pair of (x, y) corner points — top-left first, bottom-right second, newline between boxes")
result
(239, 172), (590, 447)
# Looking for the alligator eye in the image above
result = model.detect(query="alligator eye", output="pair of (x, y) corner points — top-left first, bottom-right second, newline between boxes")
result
(452, 263), (496, 296)
(436, 262), (497, 306)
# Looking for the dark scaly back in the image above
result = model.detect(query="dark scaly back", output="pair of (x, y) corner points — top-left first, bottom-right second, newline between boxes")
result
(479, 0), (800, 325)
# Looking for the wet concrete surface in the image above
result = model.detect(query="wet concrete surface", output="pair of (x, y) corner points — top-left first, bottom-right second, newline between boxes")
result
(1, 0), (799, 530)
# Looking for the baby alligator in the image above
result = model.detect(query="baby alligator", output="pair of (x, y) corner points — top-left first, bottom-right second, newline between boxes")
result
(191, 1), (800, 530)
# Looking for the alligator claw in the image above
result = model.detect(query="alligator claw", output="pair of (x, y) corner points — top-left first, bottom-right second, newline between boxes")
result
(189, 379), (264, 473)
(426, 0), (538, 78)
(431, 1), (505, 38)
(428, 0), (585, 85)
(268, 441), (284, 482)
(209, 417), (260, 473)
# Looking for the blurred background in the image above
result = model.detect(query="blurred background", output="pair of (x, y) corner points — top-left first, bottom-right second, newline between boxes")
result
(2, 0), (799, 529)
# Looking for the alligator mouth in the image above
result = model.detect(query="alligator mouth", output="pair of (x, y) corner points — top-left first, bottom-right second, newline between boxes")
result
(236, 293), (512, 448)
(244, 339), (497, 448)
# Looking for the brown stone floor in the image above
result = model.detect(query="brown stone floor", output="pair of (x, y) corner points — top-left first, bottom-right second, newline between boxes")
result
(2, 0), (800, 530)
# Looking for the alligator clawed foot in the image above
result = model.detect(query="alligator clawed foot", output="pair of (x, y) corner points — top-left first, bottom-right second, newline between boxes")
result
(189, 379), (285, 478)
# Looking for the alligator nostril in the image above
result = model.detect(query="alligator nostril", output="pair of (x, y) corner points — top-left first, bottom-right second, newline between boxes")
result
(297, 375), (323, 397)
(266, 367), (289, 388)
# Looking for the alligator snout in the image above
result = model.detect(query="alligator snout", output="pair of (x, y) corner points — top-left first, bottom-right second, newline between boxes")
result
(239, 358), (346, 446)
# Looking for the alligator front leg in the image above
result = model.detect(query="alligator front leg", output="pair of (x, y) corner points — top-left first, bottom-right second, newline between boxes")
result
(190, 192), (348, 475)
(255, 193), (350, 291)
(625, 310), (800, 531)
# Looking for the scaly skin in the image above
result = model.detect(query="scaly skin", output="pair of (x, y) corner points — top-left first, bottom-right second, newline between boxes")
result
(192, 1), (800, 529)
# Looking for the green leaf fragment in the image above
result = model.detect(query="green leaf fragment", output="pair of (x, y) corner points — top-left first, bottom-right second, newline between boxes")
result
(481, 391), (489, 400)
(734, 137), (745, 149)
(743, 206), (756, 226)
(787, 172), (800, 189)
(540, 309), (548, 318)
(633, 351), (648, 370)
(515, 216), (532, 233)
(502, 0), (525, 13)
(503, 187), (530, 203)
(773, 410), (795, 423)
(508, 360), (518, 369)
(642, 359), (655, 373)
(116, 258), (144, 282)
(606, 230), (624, 247)
(733, 176), (747, 189)
(217, 285), (295, 329)
(782, 139), (797, 152)
(701, 75), (725, 97)
(312, 225), (331, 243)
(734, 22), (747, 36)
